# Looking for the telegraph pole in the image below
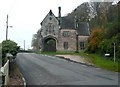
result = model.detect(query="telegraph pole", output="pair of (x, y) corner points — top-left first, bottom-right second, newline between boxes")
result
(6, 15), (12, 40)
(6, 15), (8, 40)
(24, 40), (25, 51)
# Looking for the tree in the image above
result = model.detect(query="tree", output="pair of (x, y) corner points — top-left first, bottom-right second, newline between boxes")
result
(2, 40), (20, 65)
(32, 34), (38, 50)
(87, 28), (105, 53)
(89, 2), (112, 28)
(112, 34), (120, 60)
(105, 22), (120, 38)
(99, 34), (120, 60)
(76, 2), (91, 22)
(31, 29), (41, 51)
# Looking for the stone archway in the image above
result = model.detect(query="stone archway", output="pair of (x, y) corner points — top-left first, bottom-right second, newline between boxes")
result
(43, 38), (56, 52)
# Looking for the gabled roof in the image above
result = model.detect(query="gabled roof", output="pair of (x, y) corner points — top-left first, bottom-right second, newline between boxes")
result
(60, 17), (75, 29)
(77, 22), (90, 36)
(40, 9), (90, 36)
(60, 16), (90, 36)
(40, 10), (57, 25)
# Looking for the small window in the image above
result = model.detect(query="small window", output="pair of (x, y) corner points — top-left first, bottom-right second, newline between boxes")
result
(64, 42), (68, 49)
(63, 31), (69, 37)
(49, 17), (52, 20)
(46, 23), (54, 34)
(80, 42), (85, 50)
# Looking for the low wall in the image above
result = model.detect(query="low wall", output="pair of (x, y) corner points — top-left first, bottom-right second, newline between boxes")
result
(2, 60), (9, 85)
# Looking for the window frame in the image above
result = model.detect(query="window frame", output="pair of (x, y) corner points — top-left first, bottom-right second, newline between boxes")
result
(64, 42), (68, 49)
(63, 31), (70, 37)
(80, 42), (85, 50)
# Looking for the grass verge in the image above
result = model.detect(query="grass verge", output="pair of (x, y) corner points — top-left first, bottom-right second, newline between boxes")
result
(36, 51), (80, 55)
(79, 52), (120, 72)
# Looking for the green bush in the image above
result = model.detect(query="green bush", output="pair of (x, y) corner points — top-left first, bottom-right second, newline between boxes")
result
(99, 34), (120, 60)
(2, 40), (20, 65)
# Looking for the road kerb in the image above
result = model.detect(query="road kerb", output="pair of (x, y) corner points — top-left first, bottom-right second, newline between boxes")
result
(55, 55), (95, 67)
(22, 77), (26, 87)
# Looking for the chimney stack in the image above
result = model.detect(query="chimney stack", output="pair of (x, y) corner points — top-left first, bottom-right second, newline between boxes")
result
(58, 6), (61, 18)
(58, 6), (61, 26)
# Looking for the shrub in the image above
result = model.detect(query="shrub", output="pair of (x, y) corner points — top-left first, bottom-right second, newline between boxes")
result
(2, 40), (20, 65)
(87, 28), (105, 53)
(99, 34), (120, 60)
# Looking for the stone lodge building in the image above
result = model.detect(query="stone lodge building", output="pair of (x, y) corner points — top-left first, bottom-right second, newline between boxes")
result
(38, 7), (90, 52)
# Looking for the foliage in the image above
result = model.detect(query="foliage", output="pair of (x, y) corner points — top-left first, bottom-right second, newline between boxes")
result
(93, 32), (120, 61)
(2, 40), (20, 58)
(31, 30), (41, 51)
(0, 43), (2, 56)
(86, 1), (120, 61)
(75, 2), (91, 22)
(89, 2), (112, 28)
(31, 34), (38, 49)
(105, 22), (120, 39)
(99, 39), (112, 55)
(87, 28), (105, 53)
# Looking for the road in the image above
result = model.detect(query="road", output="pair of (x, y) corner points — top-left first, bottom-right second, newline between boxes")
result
(16, 53), (118, 85)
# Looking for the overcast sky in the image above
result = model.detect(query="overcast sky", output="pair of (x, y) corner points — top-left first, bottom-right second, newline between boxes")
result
(0, 0), (118, 49)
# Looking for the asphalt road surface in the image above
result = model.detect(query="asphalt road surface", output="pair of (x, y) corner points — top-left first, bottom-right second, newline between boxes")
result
(16, 53), (118, 85)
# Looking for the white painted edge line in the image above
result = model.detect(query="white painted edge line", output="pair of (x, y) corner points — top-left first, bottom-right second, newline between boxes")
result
(22, 77), (26, 87)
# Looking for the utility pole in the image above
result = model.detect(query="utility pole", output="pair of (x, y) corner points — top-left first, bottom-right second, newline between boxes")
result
(6, 15), (8, 40)
(76, 33), (78, 52)
(24, 40), (25, 51)
(114, 43), (116, 63)
(6, 14), (13, 40)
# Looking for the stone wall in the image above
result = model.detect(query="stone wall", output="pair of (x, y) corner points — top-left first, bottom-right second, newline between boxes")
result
(78, 36), (89, 51)
(40, 12), (59, 38)
(57, 29), (77, 52)
(1, 60), (9, 85)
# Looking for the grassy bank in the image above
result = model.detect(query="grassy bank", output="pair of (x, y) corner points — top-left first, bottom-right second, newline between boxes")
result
(36, 51), (80, 55)
(37, 51), (119, 72)
(79, 52), (120, 72)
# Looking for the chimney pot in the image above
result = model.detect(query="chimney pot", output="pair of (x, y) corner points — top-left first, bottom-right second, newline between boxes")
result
(58, 6), (61, 18)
